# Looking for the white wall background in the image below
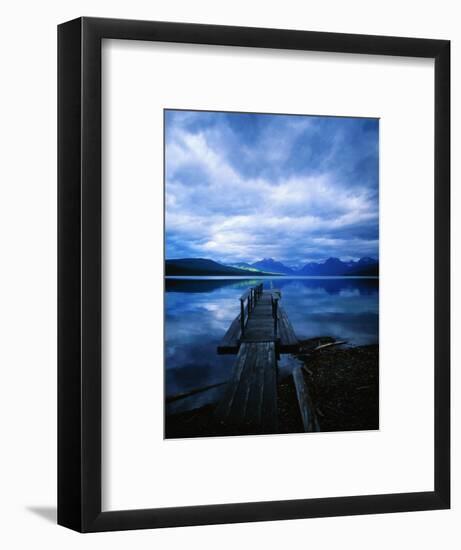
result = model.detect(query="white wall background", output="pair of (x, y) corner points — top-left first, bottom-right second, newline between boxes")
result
(0, 0), (458, 548)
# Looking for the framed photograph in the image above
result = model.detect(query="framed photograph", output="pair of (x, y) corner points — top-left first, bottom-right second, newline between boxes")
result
(58, 17), (450, 532)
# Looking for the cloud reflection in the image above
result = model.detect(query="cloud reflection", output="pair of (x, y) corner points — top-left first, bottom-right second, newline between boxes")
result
(165, 278), (378, 407)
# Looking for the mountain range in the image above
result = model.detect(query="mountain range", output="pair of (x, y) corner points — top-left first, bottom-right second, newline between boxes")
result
(297, 256), (378, 276)
(166, 257), (378, 277)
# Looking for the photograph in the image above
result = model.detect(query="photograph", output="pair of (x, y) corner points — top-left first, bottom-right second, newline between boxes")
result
(164, 109), (379, 438)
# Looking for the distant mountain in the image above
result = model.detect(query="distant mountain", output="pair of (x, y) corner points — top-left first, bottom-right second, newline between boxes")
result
(250, 258), (295, 275)
(298, 257), (378, 276)
(165, 258), (271, 276)
(166, 257), (378, 277)
(299, 257), (342, 276)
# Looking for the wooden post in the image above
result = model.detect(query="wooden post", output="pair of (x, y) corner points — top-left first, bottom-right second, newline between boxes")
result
(240, 299), (245, 336)
(273, 297), (278, 336)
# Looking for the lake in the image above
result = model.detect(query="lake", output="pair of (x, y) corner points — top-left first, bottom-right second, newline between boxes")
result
(165, 277), (378, 414)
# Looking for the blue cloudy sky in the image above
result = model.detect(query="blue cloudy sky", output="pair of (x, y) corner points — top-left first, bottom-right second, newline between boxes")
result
(165, 109), (379, 267)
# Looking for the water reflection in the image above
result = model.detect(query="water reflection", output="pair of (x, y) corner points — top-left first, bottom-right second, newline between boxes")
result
(165, 277), (378, 412)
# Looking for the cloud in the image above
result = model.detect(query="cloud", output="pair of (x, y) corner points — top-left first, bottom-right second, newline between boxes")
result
(165, 110), (379, 265)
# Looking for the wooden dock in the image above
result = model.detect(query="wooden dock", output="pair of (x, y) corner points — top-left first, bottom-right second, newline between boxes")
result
(215, 283), (299, 433)
(217, 284), (298, 355)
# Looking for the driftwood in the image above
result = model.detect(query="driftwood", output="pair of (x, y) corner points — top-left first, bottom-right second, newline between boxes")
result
(165, 381), (226, 404)
(295, 336), (348, 356)
(297, 336), (335, 346)
(295, 340), (347, 360)
(312, 340), (347, 352)
(292, 366), (320, 432)
(296, 336), (334, 353)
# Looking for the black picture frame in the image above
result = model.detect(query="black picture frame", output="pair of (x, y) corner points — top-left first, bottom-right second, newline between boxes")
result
(58, 17), (450, 532)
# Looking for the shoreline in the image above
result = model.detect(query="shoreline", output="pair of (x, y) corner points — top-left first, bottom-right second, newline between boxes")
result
(165, 275), (379, 279)
(165, 339), (379, 439)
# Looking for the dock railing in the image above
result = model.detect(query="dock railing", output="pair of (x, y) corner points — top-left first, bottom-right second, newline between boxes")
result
(239, 283), (263, 336)
(271, 294), (279, 337)
(217, 286), (297, 355)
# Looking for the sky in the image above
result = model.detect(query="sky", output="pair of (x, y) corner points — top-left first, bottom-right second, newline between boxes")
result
(164, 109), (379, 267)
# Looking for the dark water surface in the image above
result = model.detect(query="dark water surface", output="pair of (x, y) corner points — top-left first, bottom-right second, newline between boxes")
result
(165, 277), (378, 413)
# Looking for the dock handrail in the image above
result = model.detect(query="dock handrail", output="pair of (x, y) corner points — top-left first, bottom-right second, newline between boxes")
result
(271, 294), (279, 336)
(239, 283), (263, 336)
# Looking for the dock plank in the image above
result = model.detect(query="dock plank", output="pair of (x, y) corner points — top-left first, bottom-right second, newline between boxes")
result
(228, 344), (257, 426)
(245, 342), (270, 429)
(214, 342), (277, 433)
(213, 343), (250, 420)
(261, 342), (278, 433)
(277, 305), (299, 352)
(217, 314), (241, 354)
(241, 292), (276, 343)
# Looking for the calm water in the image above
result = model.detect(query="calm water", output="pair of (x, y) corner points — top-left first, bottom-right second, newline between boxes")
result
(165, 277), (378, 413)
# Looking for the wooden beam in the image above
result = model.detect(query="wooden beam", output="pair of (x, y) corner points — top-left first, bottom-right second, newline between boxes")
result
(292, 366), (319, 432)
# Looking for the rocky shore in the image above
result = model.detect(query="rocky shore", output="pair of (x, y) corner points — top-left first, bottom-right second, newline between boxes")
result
(165, 338), (379, 438)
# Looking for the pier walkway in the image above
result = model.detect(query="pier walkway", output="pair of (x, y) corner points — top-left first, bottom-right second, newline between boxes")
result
(217, 284), (298, 355)
(215, 283), (299, 433)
